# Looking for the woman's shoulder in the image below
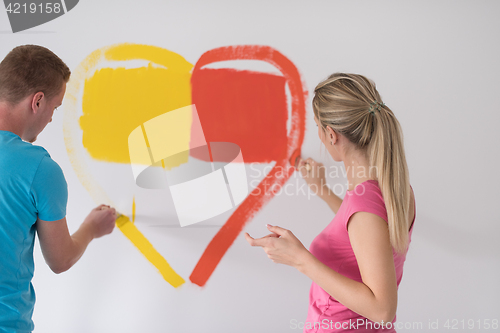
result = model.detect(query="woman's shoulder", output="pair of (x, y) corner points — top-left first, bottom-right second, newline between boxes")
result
(344, 180), (387, 222)
(346, 179), (416, 232)
(344, 179), (387, 231)
(346, 179), (383, 201)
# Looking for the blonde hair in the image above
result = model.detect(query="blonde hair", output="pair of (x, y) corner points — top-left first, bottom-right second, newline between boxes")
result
(313, 73), (411, 254)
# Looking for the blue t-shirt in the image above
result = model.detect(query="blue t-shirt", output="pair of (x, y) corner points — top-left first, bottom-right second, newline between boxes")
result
(0, 130), (68, 333)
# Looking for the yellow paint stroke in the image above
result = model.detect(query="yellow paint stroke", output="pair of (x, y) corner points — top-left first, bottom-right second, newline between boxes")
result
(63, 44), (192, 285)
(128, 106), (193, 171)
(141, 105), (193, 168)
(132, 197), (136, 223)
(79, 44), (193, 167)
(116, 214), (185, 288)
(63, 48), (112, 205)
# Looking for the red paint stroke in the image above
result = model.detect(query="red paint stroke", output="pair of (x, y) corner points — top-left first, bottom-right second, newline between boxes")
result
(191, 69), (288, 163)
(189, 45), (307, 287)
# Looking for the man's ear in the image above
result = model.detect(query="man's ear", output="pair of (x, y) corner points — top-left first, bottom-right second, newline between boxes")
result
(31, 92), (44, 114)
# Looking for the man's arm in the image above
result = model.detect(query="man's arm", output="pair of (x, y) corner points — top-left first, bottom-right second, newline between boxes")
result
(37, 205), (116, 274)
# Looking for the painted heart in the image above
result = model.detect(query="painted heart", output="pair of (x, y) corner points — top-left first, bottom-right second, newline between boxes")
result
(63, 43), (306, 288)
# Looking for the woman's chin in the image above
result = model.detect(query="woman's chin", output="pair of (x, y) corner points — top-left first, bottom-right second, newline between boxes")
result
(328, 154), (341, 162)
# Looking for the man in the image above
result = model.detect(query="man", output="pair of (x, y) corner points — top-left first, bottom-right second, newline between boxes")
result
(0, 45), (117, 332)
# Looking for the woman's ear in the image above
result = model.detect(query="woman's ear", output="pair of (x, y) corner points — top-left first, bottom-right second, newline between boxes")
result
(325, 126), (337, 144)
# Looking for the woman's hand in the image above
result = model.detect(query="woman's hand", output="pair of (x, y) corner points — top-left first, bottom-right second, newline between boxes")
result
(297, 157), (327, 194)
(245, 224), (312, 270)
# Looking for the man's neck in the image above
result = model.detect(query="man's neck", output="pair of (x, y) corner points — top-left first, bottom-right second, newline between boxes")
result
(0, 102), (25, 138)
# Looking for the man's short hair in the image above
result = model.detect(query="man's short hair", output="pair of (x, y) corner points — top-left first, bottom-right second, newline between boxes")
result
(0, 44), (71, 106)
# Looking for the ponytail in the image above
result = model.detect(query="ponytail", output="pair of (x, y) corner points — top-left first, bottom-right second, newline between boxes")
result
(368, 102), (411, 254)
(313, 73), (411, 254)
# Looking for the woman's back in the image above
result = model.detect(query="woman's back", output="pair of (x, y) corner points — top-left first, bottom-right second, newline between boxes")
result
(305, 180), (416, 332)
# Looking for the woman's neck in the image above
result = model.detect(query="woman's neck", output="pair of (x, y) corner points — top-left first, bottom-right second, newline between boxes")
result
(343, 151), (375, 191)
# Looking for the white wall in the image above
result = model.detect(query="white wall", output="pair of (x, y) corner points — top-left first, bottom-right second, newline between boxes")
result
(1, 1), (499, 332)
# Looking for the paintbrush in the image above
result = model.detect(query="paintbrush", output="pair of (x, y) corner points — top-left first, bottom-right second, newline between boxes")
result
(99, 206), (131, 227)
(115, 213), (130, 227)
(290, 150), (311, 171)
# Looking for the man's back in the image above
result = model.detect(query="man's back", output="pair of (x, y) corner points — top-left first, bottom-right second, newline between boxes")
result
(0, 130), (67, 332)
(0, 44), (116, 332)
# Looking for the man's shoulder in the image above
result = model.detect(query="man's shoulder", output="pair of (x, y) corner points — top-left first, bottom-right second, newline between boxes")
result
(0, 136), (50, 159)
(23, 142), (51, 159)
(0, 139), (61, 189)
(36, 152), (64, 177)
(15, 143), (53, 175)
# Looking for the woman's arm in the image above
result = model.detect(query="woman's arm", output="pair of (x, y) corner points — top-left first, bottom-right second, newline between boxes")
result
(299, 212), (397, 323)
(317, 185), (343, 214)
(297, 157), (343, 214)
(245, 212), (397, 324)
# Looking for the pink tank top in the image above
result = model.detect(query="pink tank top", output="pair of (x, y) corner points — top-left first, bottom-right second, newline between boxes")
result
(304, 180), (415, 333)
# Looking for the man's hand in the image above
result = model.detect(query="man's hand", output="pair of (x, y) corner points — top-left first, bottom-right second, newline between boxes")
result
(37, 204), (117, 274)
(82, 204), (116, 239)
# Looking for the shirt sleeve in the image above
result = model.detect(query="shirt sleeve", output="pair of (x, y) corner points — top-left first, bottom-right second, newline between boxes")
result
(30, 155), (68, 221)
(344, 184), (388, 232)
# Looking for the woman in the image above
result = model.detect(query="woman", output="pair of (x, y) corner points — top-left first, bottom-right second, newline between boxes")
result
(245, 73), (416, 332)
